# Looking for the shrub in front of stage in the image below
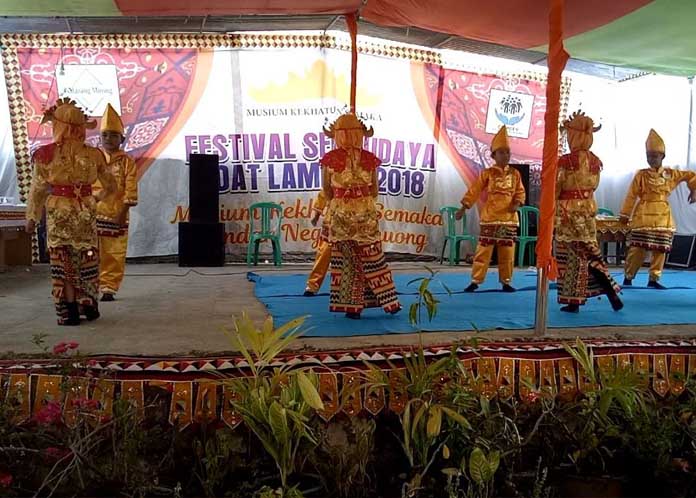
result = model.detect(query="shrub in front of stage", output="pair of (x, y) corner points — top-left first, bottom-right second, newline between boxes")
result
(1, 334), (695, 497)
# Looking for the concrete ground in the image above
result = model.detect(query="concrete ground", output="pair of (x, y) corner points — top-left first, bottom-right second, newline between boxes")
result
(2, 262), (696, 357)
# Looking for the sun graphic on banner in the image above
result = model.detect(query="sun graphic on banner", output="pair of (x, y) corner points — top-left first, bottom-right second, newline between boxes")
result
(248, 59), (381, 106)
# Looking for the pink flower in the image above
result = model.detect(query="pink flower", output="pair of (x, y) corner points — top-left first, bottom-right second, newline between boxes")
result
(34, 401), (62, 425)
(87, 360), (97, 367)
(67, 341), (79, 350)
(526, 392), (540, 403)
(53, 343), (68, 355)
(72, 398), (100, 411)
(0, 472), (12, 487)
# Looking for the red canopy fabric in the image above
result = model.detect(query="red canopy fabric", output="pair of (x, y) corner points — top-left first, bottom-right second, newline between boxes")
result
(114, 0), (362, 16)
(111, 0), (650, 51)
(361, 0), (650, 49)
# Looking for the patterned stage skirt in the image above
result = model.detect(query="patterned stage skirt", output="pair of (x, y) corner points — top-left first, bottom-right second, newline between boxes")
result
(628, 229), (673, 253)
(49, 245), (100, 324)
(329, 240), (401, 314)
(556, 240), (621, 306)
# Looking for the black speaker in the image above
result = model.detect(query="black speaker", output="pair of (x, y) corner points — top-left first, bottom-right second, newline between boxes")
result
(178, 222), (225, 267)
(189, 153), (219, 223)
(666, 234), (696, 268)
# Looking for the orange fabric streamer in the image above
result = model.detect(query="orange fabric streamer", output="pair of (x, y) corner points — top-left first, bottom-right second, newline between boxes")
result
(535, 0), (569, 280)
(346, 12), (358, 112)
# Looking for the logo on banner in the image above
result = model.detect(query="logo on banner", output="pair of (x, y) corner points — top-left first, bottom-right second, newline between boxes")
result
(55, 64), (121, 116)
(485, 89), (534, 139)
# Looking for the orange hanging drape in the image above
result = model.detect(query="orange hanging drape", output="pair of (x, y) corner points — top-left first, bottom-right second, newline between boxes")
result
(535, 0), (570, 280)
(345, 12), (358, 112)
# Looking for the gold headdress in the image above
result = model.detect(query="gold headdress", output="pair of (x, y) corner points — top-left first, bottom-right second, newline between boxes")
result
(100, 103), (125, 135)
(41, 97), (96, 129)
(323, 112), (374, 138)
(490, 125), (510, 153)
(562, 110), (601, 134)
(562, 110), (600, 152)
(645, 128), (666, 154)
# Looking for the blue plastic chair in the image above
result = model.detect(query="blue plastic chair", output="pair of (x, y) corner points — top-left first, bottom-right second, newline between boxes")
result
(439, 206), (477, 265)
(516, 206), (539, 267)
(246, 202), (283, 266)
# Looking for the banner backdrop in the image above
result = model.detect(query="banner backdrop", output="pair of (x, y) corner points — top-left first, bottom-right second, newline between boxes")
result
(14, 43), (551, 258)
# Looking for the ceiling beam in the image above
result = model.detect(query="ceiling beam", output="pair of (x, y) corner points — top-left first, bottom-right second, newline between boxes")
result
(435, 35), (456, 48)
(324, 15), (341, 32)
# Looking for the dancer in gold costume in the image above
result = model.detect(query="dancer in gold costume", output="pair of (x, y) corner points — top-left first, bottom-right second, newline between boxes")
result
(320, 113), (401, 319)
(621, 129), (696, 289)
(94, 104), (138, 301)
(457, 126), (525, 293)
(555, 111), (622, 313)
(25, 98), (116, 325)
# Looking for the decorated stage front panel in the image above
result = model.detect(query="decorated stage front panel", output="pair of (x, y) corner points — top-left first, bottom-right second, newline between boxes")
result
(12, 42), (551, 258)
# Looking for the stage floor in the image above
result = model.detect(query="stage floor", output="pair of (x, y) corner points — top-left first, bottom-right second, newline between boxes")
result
(2, 262), (696, 356)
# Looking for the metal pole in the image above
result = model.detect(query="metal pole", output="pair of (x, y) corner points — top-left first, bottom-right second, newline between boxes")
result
(534, 266), (548, 336)
(687, 76), (694, 168)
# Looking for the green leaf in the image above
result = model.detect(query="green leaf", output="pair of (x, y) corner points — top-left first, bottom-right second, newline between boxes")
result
(441, 406), (472, 430)
(268, 401), (289, 444)
(296, 371), (324, 410)
(487, 450), (500, 481)
(419, 278), (431, 294)
(409, 303), (418, 327)
(469, 447), (487, 485)
(598, 392), (613, 417)
(402, 402), (412, 460)
(411, 402), (429, 438)
(426, 405), (442, 438)
(480, 395), (490, 417)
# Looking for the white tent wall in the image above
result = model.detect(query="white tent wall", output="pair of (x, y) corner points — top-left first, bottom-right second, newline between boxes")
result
(0, 58), (18, 203)
(569, 72), (696, 234)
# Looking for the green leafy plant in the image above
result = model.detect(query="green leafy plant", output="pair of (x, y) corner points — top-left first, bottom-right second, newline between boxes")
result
(555, 338), (648, 475)
(369, 270), (472, 497)
(225, 313), (324, 498)
(442, 447), (500, 498)
(407, 266), (451, 332)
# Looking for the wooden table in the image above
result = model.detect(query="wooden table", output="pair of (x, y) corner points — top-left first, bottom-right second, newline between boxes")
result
(0, 205), (31, 270)
(596, 216), (630, 265)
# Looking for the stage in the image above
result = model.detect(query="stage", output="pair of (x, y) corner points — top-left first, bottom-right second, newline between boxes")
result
(2, 262), (696, 357)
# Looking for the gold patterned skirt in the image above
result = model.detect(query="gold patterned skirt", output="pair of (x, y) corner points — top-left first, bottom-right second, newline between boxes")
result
(329, 240), (400, 314)
(556, 240), (621, 306)
(49, 245), (99, 324)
